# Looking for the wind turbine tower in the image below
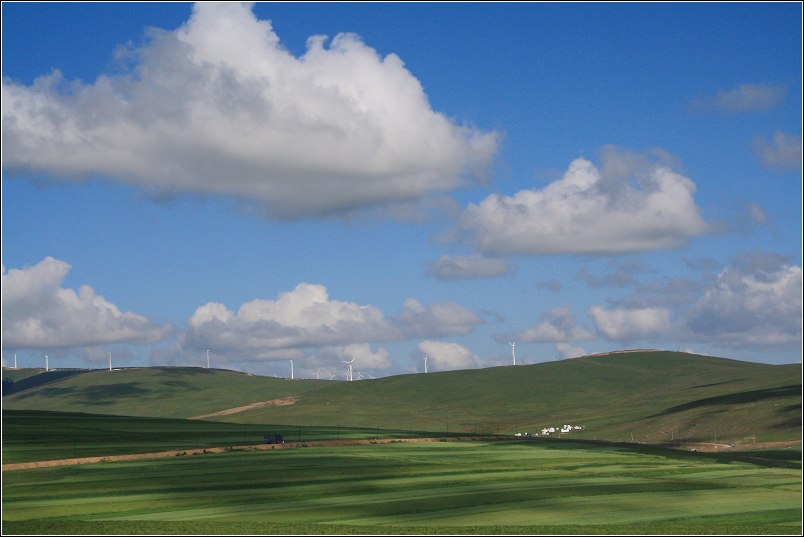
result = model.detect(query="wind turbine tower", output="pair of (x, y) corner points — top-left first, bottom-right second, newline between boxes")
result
(315, 368), (322, 380)
(290, 360), (294, 380)
(109, 352), (112, 372)
(510, 342), (517, 366)
(206, 349), (210, 369)
(45, 354), (49, 372)
(422, 354), (428, 373)
(342, 357), (355, 381)
(14, 353), (17, 369)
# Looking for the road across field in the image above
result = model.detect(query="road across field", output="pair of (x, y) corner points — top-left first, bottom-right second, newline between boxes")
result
(5, 435), (798, 472)
(1, 436), (504, 471)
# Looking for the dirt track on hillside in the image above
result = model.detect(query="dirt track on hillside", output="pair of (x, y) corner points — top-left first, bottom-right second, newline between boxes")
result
(188, 396), (300, 420)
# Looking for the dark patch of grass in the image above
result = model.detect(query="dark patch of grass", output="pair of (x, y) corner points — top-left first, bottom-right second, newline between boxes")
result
(654, 385), (802, 416)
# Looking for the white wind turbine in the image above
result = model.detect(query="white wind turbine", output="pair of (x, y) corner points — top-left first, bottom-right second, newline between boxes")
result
(510, 341), (517, 366)
(315, 368), (322, 380)
(342, 357), (356, 381)
(422, 354), (429, 373)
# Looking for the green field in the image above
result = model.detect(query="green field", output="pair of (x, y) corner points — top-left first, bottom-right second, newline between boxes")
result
(3, 351), (801, 534)
(2, 439), (801, 535)
(0, 410), (444, 464)
(4, 352), (801, 444)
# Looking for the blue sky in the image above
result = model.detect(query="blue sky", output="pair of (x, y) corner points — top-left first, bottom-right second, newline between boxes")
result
(2, 2), (801, 378)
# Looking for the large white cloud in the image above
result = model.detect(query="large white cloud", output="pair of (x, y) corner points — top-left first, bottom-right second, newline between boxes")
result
(458, 147), (709, 256)
(686, 259), (802, 346)
(181, 283), (483, 361)
(1, 2), (497, 219)
(1, 257), (174, 349)
(417, 340), (482, 372)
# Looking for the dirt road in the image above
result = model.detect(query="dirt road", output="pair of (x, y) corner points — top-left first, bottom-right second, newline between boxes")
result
(1, 436), (497, 472)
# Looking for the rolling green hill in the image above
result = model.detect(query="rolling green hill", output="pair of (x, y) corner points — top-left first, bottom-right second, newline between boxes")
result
(3, 351), (801, 444)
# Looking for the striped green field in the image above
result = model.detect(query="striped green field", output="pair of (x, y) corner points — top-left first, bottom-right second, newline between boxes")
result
(3, 351), (801, 444)
(0, 410), (440, 464)
(2, 440), (801, 535)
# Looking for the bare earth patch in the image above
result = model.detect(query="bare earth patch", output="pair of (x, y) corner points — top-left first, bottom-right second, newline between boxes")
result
(189, 395), (300, 420)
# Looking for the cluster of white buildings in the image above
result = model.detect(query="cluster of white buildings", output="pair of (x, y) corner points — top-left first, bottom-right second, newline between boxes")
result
(514, 424), (585, 437)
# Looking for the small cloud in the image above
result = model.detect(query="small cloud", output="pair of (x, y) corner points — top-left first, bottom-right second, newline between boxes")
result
(512, 307), (594, 343)
(457, 146), (709, 256)
(556, 343), (587, 360)
(692, 83), (787, 114)
(536, 279), (562, 293)
(427, 254), (512, 280)
(417, 340), (482, 371)
(753, 131), (802, 171)
(588, 305), (671, 341)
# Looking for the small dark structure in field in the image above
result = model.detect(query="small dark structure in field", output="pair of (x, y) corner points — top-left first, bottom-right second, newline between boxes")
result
(264, 434), (285, 444)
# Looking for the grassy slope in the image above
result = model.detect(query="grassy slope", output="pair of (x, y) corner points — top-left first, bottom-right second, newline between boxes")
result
(3, 352), (801, 442)
(2, 441), (801, 534)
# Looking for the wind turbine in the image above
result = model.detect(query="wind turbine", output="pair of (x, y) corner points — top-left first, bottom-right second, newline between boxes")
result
(422, 354), (428, 373)
(290, 360), (294, 380)
(14, 353), (17, 369)
(342, 357), (355, 381)
(509, 341), (517, 366)
(356, 371), (364, 380)
(109, 352), (112, 372)
(45, 354), (49, 372)
(315, 368), (322, 380)
(206, 349), (210, 369)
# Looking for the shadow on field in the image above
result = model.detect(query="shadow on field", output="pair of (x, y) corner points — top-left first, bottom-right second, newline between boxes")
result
(2, 370), (87, 396)
(506, 437), (802, 469)
(19, 382), (150, 405)
(651, 385), (801, 416)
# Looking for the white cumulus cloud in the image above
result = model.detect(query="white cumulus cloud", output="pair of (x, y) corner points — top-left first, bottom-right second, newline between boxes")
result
(687, 258), (802, 346)
(458, 147), (709, 256)
(181, 283), (483, 361)
(514, 307), (594, 343)
(1, 2), (497, 219)
(417, 340), (482, 372)
(1, 257), (173, 349)
(588, 305), (671, 341)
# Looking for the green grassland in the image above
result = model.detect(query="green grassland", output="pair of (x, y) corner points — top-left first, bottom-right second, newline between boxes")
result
(1, 410), (439, 464)
(2, 440), (801, 535)
(3, 351), (801, 444)
(2, 351), (802, 535)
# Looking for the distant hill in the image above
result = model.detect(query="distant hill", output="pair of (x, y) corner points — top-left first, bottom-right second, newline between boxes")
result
(3, 352), (800, 443)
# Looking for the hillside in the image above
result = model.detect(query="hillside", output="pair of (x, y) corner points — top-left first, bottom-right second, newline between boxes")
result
(3, 351), (801, 443)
